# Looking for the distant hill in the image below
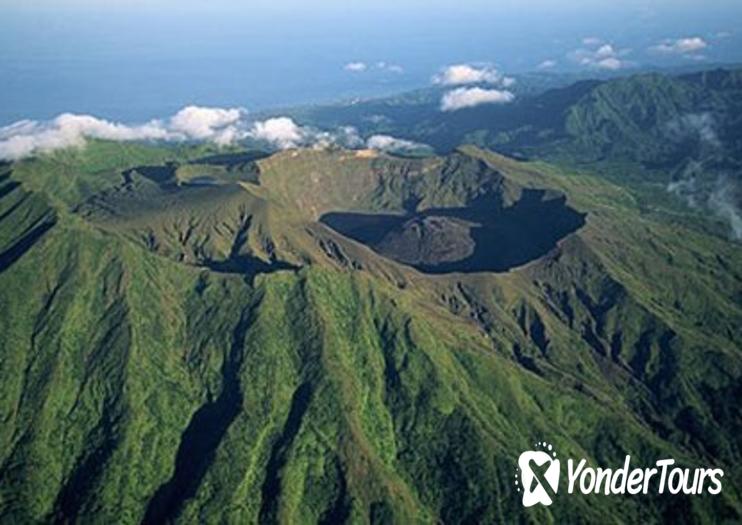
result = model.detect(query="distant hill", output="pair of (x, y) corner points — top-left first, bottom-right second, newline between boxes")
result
(293, 67), (742, 240)
(294, 67), (742, 164)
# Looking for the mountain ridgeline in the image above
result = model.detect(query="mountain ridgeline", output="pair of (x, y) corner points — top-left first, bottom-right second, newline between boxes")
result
(0, 140), (739, 523)
(295, 67), (742, 241)
(297, 68), (742, 166)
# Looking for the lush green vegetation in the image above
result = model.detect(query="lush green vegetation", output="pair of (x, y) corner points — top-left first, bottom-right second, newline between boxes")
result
(295, 68), (742, 164)
(294, 67), (742, 243)
(0, 139), (739, 523)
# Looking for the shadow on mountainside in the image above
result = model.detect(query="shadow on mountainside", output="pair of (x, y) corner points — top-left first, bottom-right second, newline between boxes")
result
(321, 189), (586, 274)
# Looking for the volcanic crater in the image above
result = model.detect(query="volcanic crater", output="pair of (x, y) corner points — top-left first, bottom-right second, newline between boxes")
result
(320, 189), (586, 274)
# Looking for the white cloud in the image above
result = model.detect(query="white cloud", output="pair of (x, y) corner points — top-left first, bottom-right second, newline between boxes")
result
(595, 57), (624, 70)
(569, 42), (631, 70)
(650, 37), (708, 55)
(582, 37), (603, 46)
(0, 105), (252, 161)
(0, 107), (409, 160)
(538, 59), (557, 69)
(366, 134), (430, 153)
(344, 62), (368, 72)
(0, 106), (250, 161)
(246, 118), (364, 151)
(675, 37), (708, 53)
(0, 114), (170, 161)
(666, 112), (720, 148)
(709, 177), (742, 240)
(345, 61), (403, 74)
(247, 117), (305, 149)
(363, 114), (393, 125)
(169, 106), (245, 145)
(335, 126), (364, 148)
(433, 64), (508, 86)
(375, 61), (404, 74)
(440, 87), (515, 112)
(595, 44), (616, 58)
(668, 163), (742, 241)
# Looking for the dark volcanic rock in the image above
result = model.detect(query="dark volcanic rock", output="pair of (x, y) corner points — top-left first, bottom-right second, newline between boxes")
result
(320, 189), (586, 274)
(376, 216), (476, 266)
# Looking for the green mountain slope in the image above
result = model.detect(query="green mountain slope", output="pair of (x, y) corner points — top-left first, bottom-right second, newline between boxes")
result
(296, 68), (742, 167)
(0, 143), (740, 523)
(295, 67), (742, 242)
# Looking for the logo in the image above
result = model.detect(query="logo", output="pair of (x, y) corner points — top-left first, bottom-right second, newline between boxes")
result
(515, 441), (725, 507)
(515, 441), (560, 507)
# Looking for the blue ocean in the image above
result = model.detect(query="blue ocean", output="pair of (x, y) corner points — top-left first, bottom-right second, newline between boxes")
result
(1, 4), (740, 125)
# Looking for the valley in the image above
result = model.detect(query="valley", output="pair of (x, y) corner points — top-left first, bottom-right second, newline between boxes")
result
(0, 141), (739, 522)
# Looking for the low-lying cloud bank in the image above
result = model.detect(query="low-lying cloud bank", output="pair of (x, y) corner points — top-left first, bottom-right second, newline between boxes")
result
(668, 165), (742, 241)
(170, 106), (245, 144)
(708, 177), (742, 240)
(0, 114), (166, 161)
(0, 107), (435, 161)
(249, 117), (306, 149)
(665, 113), (742, 241)
(248, 118), (365, 150)
(666, 112), (720, 148)
(440, 87), (515, 111)
(366, 134), (432, 154)
(0, 106), (248, 161)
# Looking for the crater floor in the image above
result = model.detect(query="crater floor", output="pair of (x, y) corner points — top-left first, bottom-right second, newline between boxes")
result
(321, 189), (586, 273)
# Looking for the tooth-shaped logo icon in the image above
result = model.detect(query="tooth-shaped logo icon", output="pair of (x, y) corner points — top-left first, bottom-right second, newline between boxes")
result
(515, 442), (560, 507)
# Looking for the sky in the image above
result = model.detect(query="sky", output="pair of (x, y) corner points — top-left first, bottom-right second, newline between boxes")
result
(4, 0), (742, 9)
(1, 1), (741, 124)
